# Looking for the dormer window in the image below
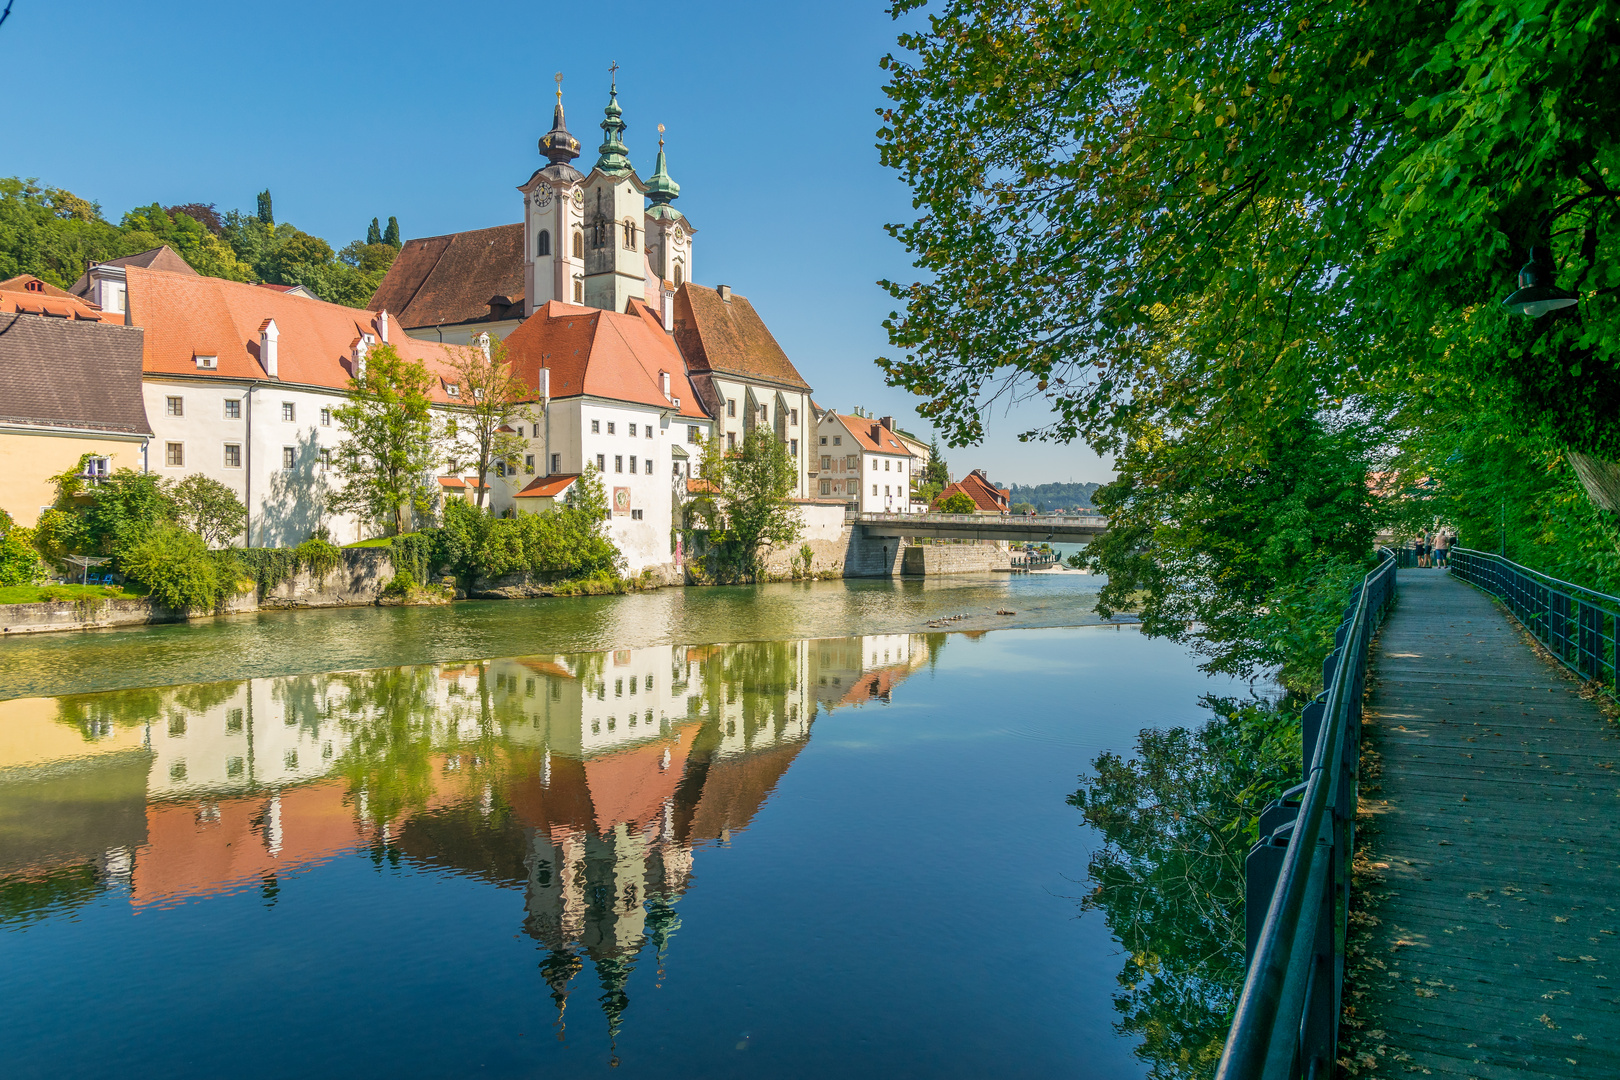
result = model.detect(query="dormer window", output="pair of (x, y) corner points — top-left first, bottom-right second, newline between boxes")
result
(447, 384), (460, 397)
(195, 354), (218, 370)
(24, 280), (43, 293)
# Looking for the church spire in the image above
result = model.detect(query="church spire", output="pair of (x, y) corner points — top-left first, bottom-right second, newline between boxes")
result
(539, 72), (581, 165)
(594, 62), (633, 176)
(645, 123), (680, 208)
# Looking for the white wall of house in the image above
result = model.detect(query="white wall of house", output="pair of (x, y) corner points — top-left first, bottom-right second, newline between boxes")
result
(809, 413), (915, 512)
(706, 375), (812, 498)
(400, 319), (523, 347)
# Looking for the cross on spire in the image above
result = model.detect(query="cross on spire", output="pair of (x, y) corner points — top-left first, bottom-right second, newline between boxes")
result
(608, 60), (618, 90)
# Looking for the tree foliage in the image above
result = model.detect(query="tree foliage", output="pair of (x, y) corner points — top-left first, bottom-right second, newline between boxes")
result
(441, 334), (536, 509)
(688, 428), (803, 580)
(328, 345), (440, 537)
(432, 466), (621, 585)
(170, 474), (248, 549)
(937, 491), (975, 514)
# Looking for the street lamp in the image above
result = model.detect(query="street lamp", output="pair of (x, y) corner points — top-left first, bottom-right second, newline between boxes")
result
(1501, 247), (1579, 317)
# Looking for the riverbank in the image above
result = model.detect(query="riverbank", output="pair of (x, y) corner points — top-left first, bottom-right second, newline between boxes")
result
(0, 573), (1126, 700)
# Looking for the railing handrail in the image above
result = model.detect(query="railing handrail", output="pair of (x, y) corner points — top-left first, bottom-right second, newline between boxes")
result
(1216, 549), (1398, 1080)
(1450, 546), (1620, 608)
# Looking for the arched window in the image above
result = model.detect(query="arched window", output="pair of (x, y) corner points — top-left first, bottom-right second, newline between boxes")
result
(537, 230), (551, 257)
(572, 231), (583, 259)
(673, 260), (684, 288)
(622, 219), (636, 250)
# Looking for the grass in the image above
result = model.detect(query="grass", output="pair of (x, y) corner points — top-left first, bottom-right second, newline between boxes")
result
(0, 582), (145, 605)
(343, 537), (394, 549)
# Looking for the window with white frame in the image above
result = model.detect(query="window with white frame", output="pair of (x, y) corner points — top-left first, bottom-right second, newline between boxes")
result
(596, 454), (605, 471)
(320, 408), (331, 426)
(165, 442), (184, 467)
(644, 458), (653, 475)
(551, 453), (560, 472)
(165, 396), (184, 416)
(614, 456), (623, 473)
(282, 447), (296, 469)
(281, 402), (295, 422)
(224, 399), (241, 419)
(607, 422), (615, 435)
(224, 444), (241, 468)
(629, 455), (637, 473)
(321, 448), (332, 470)
(790, 409), (799, 425)
(629, 423), (638, 437)
(726, 400), (736, 417)
(591, 419), (600, 434)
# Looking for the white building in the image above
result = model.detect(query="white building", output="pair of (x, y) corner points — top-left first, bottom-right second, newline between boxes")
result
(813, 411), (919, 513)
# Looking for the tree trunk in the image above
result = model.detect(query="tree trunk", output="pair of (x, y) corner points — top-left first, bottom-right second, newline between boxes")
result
(1568, 451), (1620, 514)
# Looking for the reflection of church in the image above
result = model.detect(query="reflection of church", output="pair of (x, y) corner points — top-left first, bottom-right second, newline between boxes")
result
(0, 634), (933, 1051)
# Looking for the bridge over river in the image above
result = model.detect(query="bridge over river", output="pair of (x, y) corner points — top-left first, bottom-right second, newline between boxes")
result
(850, 511), (1108, 543)
(1220, 556), (1620, 1079)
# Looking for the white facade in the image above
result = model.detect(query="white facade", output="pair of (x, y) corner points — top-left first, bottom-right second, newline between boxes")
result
(706, 373), (814, 498)
(812, 412), (917, 513)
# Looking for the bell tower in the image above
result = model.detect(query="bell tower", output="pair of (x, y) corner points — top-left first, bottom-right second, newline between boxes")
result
(581, 65), (649, 314)
(520, 73), (586, 312)
(643, 124), (695, 329)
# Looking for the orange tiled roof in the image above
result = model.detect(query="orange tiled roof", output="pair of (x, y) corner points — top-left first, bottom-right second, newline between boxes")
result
(0, 274), (83, 300)
(126, 265), (459, 401)
(938, 470), (1009, 512)
(515, 473), (578, 498)
(827, 412), (910, 456)
(68, 245), (198, 296)
(672, 283), (811, 391)
(502, 298), (709, 418)
(0, 287), (120, 323)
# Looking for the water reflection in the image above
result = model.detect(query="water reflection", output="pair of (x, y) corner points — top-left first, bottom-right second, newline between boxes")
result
(0, 633), (937, 1051)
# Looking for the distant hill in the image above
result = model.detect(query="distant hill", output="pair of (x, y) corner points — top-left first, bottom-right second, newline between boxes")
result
(1006, 481), (1103, 511)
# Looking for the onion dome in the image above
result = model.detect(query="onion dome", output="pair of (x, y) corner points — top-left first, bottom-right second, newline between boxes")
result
(539, 74), (581, 165)
(645, 124), (680, 208)
(594, 72), (633, 176)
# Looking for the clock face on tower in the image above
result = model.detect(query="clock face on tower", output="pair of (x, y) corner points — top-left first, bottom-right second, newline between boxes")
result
(533, 189), (553, 209)
(571, 189), (584, 207)
(674, 226), (686, 246)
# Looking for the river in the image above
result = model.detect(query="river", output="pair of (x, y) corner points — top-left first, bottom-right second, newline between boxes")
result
(0, 574), (1248, 1078)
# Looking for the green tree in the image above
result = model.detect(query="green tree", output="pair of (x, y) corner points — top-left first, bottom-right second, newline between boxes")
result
(120, 525), (222, 610)
(0, 525), (43, 586)
(366, 218), (382, 246)
(1010, 501), (1036, 516)
(383, 216), (401, 248)
(924, 436), (949, 489)
(78, 469), (177, 565)
(170, 474), (249, 548)
(441, 335), (536, 510)
(328, 344), (439, 537)
(936, 491), (975, 514)
(256, 189), (273, 225)
(690, 427), (802, 580)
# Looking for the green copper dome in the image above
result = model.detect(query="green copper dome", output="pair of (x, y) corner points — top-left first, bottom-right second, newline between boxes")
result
(645, 133), (680, 206)
(594, 85), (633, 176)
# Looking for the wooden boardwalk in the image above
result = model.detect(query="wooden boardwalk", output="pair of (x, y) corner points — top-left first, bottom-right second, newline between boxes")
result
(1351, 569), (1620, 1078)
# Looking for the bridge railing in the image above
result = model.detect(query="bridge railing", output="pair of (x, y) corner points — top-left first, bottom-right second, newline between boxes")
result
(1216, 549), (1398, 1080)
(849, 511), (1108, 526)
(1450, 547), (1620, 693)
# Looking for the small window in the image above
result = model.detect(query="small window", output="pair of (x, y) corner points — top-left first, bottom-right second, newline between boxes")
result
(195, 354), (217, 370)
(629, 423), (638, 437)
(165, 396), (184, 417)
(573, 280), (583, 303)
(516, 426), (525, 438)
(596, 453), (605, 471)
(165, 442), (184, 467)
(872, 484), (878, 496)
(321, 448), (332, 470)
(607, 422), (616, 435)
(790, 438), (798, 456)
(320, 407), (331, 426)
(281, 402), (295, 422)
(759, 403), (768, 421)
(551, 453), (560, 472)
(572, 231), (584, 258)
(496, 461), (507, 478)
(726, 399), (736, 417)
(525, 454), (535, 473)
(674, 261), (685, 287)
(224, 444), (241, 468)
(537, 230), (551, 257)
(885, 460), (891, 471)
(848, 455), (859, 468)
(819, 436), (827, 445)
(622, 219), (637, 249)
(644, 458), (654, 475)
(820, 480), (831, 496)
(645, 426), (652, 439)
(224, 399), (241, 419)
(282, 446), (296, 469)
(615, 455), (623, 473)
(727, 431), (736, 450)
(630, 455), (637, 472)
(631, 508), (644, 520)
(790, 409), (798, 426)
(821, 455), (831, 470)
(592, 419), (600, 434)
(688, 426), (700, 444)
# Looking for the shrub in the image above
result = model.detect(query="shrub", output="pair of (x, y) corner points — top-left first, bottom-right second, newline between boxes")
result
(120, 526), (221, 610)
(293, 535), (343, 580)
(381, 569), (416, 597)
(31, 508), (86, 566)
(936, 492), (975, 514)
(0, 525), (44, 586)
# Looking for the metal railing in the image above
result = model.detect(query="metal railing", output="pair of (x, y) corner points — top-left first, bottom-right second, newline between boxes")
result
(1216, 549), (1397, 1080)
(1450, 547), (1620, 693)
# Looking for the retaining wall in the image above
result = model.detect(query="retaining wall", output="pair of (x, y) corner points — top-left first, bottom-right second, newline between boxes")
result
(901, 543), (1011, 576)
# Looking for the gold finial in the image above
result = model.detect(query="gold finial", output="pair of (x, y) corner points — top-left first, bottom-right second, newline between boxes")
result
(555, 71), (563, 102)
(657, 122), (665, 149)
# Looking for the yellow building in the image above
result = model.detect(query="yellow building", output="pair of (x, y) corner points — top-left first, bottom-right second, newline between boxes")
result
(0, 277), (151, 525)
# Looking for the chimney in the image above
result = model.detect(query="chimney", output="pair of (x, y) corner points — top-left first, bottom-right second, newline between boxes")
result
(880, 416), (894, 431)
(717, 284), (731, 302)
(539, 367), (551, 403)
(260, 318), (279, 378)
(378, 309), (389, 343)
(660, 371), (671, 401)
(475, 331), (491, 359)
(352, 334), (369, 381)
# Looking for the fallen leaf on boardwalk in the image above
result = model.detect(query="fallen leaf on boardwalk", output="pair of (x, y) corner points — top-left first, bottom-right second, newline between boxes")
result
(1538, 1013), (1560, 1029)
(1555, 916), (1569, 923)
(1579, 955), (1597, 962)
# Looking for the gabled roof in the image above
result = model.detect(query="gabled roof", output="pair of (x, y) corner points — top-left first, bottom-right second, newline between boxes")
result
(0, 313), (151, 435)
(0, 274), (80, 300)
(515, 473), (578, 498)
(672, 283), (811, 391)
(938, 470), (1010, 512)
(368, 223), (526, 330)
(823, 412), (911, 456)
(0, 286), (120, 323)
(68, 245), (197, 296)
(126, 265), (458, 400)
(502, 298), (709, 419)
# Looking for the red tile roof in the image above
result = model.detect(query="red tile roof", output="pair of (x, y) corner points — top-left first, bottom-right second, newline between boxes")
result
(69, 245), (198, 296)
(126, 265), (459, 400)
(937, 469), (1009, 512)
(0, 287), (120, 323)
(672, 283), (811, 391)
(515, 473), (578, 498)
(368, 224), (526, 330)
(827, 413), (910, 455)
(0, 274), (82, 300)
(502, 299), (709, 418)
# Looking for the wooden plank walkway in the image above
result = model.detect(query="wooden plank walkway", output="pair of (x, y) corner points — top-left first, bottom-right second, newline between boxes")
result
(1349, 569), (1620, 1079)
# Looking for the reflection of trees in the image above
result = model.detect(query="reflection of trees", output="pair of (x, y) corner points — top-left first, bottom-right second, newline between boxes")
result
(54, 685), (167, 734)
(0, 862), (101, 929)
(329, 665), (441, 826)
(1069, 699), (1297, 1080)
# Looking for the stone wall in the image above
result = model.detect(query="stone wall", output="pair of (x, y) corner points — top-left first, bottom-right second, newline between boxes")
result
(758, 500), (852, 577)
(901, 542), (1011, 576)
(259, 549), (394, 608)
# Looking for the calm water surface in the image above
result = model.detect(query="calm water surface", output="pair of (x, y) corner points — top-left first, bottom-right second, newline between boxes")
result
(0, 589), (1243, 1078)
(0, 572), (1111, 700)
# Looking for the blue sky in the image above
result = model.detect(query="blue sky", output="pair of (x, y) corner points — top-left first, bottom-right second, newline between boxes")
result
(2, 0), (1112, 487)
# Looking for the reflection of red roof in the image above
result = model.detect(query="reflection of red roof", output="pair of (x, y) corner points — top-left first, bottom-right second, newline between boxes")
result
(837, 663), (917, 707)
(514, 657), (576, 679)
(581, 722), (702, 835)
(516, 473), (577, 498)
(502, 299), (708, 418)
(133, 781), (357, 908)
(686, 740), (808, 842)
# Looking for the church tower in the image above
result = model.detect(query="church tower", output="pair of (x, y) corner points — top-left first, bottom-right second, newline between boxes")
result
(643, 125), (695, 329)
(581, 72), (650, 314)
(520, 74), (587, 313)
